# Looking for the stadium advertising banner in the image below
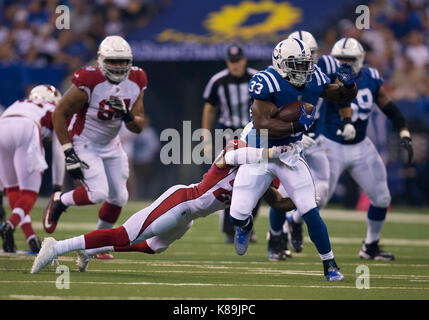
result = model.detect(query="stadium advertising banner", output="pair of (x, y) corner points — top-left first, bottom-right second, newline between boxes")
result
(128, 0), (356, 61)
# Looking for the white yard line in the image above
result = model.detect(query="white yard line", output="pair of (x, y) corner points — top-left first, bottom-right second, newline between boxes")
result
(1, 255), (429, 269)
(1, 280), (428, 291)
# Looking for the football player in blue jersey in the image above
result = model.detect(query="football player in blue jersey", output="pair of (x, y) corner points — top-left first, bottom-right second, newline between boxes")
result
(229, 37), (357, 281)
(267, 31), (359, 257)
(319, 37), (413, 260)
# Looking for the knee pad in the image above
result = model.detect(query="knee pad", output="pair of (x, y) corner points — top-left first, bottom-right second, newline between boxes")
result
(370, 184), (391, 208)
(146, 237), (169, 254)
(373, 193), (391, 209)
(315, 182), (329, 209)
(88, 189), (108, 204)
(108, 189), (129, 207)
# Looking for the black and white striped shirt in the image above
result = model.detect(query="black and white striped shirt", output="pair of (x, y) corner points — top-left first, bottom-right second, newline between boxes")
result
(203, 67), (258, 130)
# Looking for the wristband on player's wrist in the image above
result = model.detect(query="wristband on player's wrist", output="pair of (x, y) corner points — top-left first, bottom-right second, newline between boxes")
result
(292, 121), (305, 133)
(343, 117), (352, 124)
(123, 113), (135, 123)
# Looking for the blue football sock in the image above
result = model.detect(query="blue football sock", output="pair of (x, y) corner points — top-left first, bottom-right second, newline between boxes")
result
(302, 207), (331, 255)
(269, 207), (286, 234)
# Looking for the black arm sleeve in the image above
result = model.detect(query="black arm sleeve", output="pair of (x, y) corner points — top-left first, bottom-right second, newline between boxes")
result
(381, 101), (407, 131)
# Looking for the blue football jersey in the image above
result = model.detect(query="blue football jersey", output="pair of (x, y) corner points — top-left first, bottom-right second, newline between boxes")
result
(310, 55), (340, 138)
(245, 65), (330, 148)
(323, 67), (383, 144)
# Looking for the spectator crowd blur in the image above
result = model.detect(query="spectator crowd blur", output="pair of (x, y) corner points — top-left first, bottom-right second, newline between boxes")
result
(318, 0), (429, 105)
(0, 0), (171, 73)
(0, 0), (428, 204)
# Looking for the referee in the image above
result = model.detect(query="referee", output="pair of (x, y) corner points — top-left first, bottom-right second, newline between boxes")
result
(201, 44), (260, 243)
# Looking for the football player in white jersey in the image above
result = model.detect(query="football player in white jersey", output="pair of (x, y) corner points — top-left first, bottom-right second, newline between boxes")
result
(42, 36), (146, 260)
(31, 140), (295, 274)
(0, 85), (64, 253)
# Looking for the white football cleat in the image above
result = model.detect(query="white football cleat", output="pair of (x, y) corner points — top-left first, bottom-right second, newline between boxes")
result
(76, 250), (93, 272)
(30, 237), (58, 274)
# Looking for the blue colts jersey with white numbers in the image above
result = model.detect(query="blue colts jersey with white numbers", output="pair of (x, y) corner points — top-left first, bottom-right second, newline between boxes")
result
(311, 55), (340, 138)
(323, 67), (383, 144)
(246, 65), (330, 147)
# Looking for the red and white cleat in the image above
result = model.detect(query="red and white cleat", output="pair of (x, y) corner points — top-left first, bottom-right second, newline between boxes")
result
(43, 192), (67, 234)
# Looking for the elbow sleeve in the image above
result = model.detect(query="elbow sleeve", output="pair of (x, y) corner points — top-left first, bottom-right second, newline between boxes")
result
(381, 101), (407, 131)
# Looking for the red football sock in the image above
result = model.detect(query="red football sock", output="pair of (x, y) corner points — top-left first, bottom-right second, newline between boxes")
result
(113, 241), (155, 254)
(21, 222), (36, 240)
(5, 186), (20, 209)
(8, 190), (38, 228)
(8, 213), (21, 228)
(15, 190), (38, 213)
(72, 185), (93, 205)
(84, 226), (130, 249)
(98, 202), (122, 224)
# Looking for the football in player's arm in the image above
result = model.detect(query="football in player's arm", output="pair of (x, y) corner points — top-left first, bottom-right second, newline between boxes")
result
(251, 62), (357, 138)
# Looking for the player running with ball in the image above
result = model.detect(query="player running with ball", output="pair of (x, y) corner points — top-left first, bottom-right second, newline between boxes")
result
(229, 38), (357, 281)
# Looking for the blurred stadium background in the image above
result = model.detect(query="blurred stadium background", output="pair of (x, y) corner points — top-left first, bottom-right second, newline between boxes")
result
(0, 0), (428, 208)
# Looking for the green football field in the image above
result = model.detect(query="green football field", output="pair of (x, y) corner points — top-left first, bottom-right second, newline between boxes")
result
(1, 200), (429, 300)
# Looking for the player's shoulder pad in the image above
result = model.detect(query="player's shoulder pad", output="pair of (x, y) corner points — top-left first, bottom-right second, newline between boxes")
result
(71, 66), (105, 92)
(247, 67), (259, 76)
(250, 68), (281, 95)
(313, 65), (330, 86)
(317, 54), (340, 75)
(40, 110), (53, 130)
(362, 66), (382, 81)
(128, 66), (148, 91)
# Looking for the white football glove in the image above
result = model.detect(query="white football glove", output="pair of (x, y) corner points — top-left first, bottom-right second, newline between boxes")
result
(269, 145), (291, 159)
(336, 123), (356, 141)
(301, 134), (316, 150)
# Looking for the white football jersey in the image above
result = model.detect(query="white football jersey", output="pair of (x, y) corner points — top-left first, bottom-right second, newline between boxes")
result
(69, 65), (147, 145)
(1, 99), (55, 139)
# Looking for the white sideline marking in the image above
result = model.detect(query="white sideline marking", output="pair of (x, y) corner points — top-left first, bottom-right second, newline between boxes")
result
(1, 280), (428, 291)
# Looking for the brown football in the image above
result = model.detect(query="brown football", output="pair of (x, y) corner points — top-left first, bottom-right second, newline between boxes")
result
(275, 101), (314, 122)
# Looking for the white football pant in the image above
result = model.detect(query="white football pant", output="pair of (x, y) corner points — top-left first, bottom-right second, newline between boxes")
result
(0, 118), (45, 192)
(73, 136), (129, 206)
(230, 157), (317, 222)
(323, 136), (391, 208)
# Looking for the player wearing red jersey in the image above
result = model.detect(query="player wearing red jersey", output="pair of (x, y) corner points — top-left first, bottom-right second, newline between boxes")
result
(31, 140), (295, 273)
(0, 85), (64, 253)
(42, 36), (146, 260)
